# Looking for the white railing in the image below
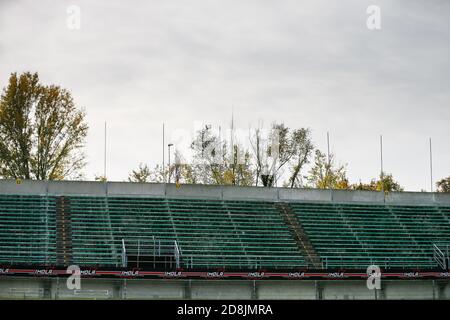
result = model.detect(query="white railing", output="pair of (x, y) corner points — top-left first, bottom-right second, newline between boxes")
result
(174, 240), (180, 269)
(433, 243), (448, 269)
(121, 238), (127, 267)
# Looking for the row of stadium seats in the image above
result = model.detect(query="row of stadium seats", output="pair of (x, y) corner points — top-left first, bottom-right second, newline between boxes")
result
(0, 195), (57, 265)
(290, 202), (450, 269)
(68, 197), (307, 269)
(0, 193), (449, 270)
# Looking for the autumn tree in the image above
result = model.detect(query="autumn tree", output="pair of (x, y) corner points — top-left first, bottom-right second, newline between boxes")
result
(286, 128), (314, 188)
(128, 163), (152, 183)
(306, 150), (349, 189)
(190, 125), (253, 186)
(352, 173), (404, 192)
(0, 72), (88, 180)
(436, 177), (450, 193)
(250, 123), (314, 187)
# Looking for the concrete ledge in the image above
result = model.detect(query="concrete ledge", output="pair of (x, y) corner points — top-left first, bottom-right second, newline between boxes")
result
(47, 181), (106, 196)
(332, 190), (385, 203)
(385, 192), (436, 205)
(107, 182), (165, 197)
(279, 189), (332, 202)
(222, 185), (278, 201)
(435, 193), (450, 205)
(0, 179), (47, 195)
(0, 179), (449, 206)
(166, 184), (223, 200)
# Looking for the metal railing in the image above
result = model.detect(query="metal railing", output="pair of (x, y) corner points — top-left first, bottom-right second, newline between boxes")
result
(433, 243), (449, 269)
(121, 238), (182, 269)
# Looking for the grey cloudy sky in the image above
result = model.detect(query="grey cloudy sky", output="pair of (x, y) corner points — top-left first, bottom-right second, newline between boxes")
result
(0, 0), (449, 190)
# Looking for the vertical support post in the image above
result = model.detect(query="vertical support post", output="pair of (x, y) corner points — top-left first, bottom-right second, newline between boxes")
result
(137, 239), (140, 268)
(429, 138), (433, 192)
(327, 132), (330, 166)
(251, 280), (258, 300)
(315, 280), (323, 300)
(380, 135), (384, 192)
(121, 239), (127, 268)
(104, 121), (107, 180)
(163, 123), (165, 182)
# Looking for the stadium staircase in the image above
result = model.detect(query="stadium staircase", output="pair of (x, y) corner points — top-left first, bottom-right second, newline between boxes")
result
(55, 197), (73, 265)
(275, 202), (322, 268)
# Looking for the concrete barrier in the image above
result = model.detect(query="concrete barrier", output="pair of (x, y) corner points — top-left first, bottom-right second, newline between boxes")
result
(166, 184), (223, 200)
(222, 185), (278, 201)
(1, 179), (449, 206)
(435, 193), (450, 205)
(385, 192), (436, 205)
(107, 182), (165, 197)
(332, 190), (385, 203)
(279, 188), (332, 202)
(0, 179), (47, 195)
(47, 180), (106, 196)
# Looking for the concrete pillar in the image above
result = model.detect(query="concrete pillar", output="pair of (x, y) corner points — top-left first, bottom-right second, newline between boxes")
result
(113, 280), (122, 299)
(435, 280), (447, 300)
(183, 280), (192, 300)
(42, 279), (52, 299)
(55, 277), (60, 300)
(122, 279), (127, 299)
(251, 281), (259, 300)
(315, 281), (323, 300)
(376, 287), (386, 300)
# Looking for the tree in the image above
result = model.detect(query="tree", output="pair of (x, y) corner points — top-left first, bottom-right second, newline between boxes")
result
(128, 163), (152, 183)
(250, 123), (314, 187)
(436, 177), (450, 192)
(190, 125), (253, 186)
(306, 150), (349, 189)
(286, 128), (314, 188)
(352, 173), (404, 192)
(0, 72), (88, 180)
(94, 174), (107, 182)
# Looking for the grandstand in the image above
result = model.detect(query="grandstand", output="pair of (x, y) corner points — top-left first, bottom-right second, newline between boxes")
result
(0, 180), (449, 299)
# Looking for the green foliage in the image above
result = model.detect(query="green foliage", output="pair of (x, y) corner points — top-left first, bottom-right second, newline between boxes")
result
(352, 173), (404, 192)
(128, 163), (151, 183)
(306, 149), (349, 189)
(190, 125), (254, 186)
(94, 174), (107, 182)
(0, 72), (88, 180)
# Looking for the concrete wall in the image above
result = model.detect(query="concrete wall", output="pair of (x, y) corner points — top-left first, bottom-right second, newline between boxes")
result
(108, 182), (165, 197)
(257, 280), (316, 300)
(0, 179), (47, 195)
(0, 277), (448, 300)
(0, 179), (449, 206)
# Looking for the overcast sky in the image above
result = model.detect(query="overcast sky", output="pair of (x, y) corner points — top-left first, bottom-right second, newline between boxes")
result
(0, 0), (449, 190)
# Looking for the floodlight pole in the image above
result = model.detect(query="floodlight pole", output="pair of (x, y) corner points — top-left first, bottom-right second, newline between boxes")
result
(104, 122), (107, 180)
(168, 143), (173, 183)
(429, 138), (433, 192)
(163, 123), (165, 182)
(327, 132), (330, 165)
(380, 135), (384, 192)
